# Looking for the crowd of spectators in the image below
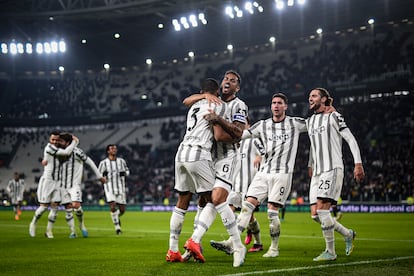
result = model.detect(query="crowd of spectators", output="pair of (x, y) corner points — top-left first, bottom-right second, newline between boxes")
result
(0, 21), (413, 206)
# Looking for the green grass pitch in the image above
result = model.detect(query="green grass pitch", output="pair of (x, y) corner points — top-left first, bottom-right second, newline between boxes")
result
(1, 209), (413, 275)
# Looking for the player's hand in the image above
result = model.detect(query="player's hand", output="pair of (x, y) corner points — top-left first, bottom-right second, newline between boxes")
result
(99, 177), (107, 184)
(204, 93), (221, 105)
(41, 159), (48, 166)
(253, 155), (262, 169)
(204, 110), (219, 124)
(354, 163), (365, 183)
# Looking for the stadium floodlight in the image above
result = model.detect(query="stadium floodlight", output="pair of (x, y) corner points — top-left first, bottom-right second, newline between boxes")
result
(114, 33), (121, 39)
(51, 41), (58, 53)
(172, 19), (181, 31)
(36, 43), (43, 54)
(158, 23), (164, 29)
(17, 43), (24, 54)
(103, 63), (110, 70)
(81, 39), (87, 44)
(275, 0), (285, 10)
(44, 42), (51, 54)
(59, 41), (66, 52)
(188, 51), (194, 57)
(58, 66), (64, 72)
(316, 28), (323, 34)
(269, 36), (276, 43)
(297, 0), (306, 5)
(145, 58), (152, 65)
(10, 43), (17, 55)
(189, 15), (198, 27)
(287, 0), (294, 6)
(368, 18), (375, 25)
(227, 44), (233, 50)
(225, 6), (234, 18)
(1, 43), (7, 54)
(26, 43), (32, 54)
(198, 13), (207, 24)
(245, 2), (254, 14)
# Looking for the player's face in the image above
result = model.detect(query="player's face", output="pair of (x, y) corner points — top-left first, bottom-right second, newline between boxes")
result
(309, 89), (323, 111)
(107, 145), (117, 156)
(221, 73), (240, 97)
(49, 134), (60, 146)
(58, 138), (68, 148)
(271, 96), (287, 119)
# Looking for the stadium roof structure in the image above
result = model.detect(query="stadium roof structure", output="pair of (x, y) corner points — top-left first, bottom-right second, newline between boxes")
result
(0, 0), (412, 73)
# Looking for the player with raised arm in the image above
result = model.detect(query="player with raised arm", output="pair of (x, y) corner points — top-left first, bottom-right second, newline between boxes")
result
(58, 133), (106, 238)
(307, 87), (365, 261)
(166, 78), (227, 262)
(183, 70), (248, 267)
(29, 131), (79, 238)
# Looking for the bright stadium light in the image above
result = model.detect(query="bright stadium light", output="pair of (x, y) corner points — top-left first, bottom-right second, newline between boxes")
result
(36, 43), (43, 54)
(103, 63), (110, 70)
(188, 51), (194, 57)
(114, 33), (121, 39)
(10, 42), (17, 55)
(227, 44), (233, 50)
(269, 36), (276, 43)
(59, 41), (66, 52)
(146, 58), (152, 65)
(275, 0), (285, 10)
(225, 6), (234, 18)
(298, 0), (306, 5)
(58, 66), (64, 72)
(1, 43), (7, 54)
(316, 28), (323, 34)
(51, 41), (58, 53)
(368, 18), (375, 25)
(44, 42), (51, 54)
(17, 43), (24, 54)
(26, 43), (32, 54)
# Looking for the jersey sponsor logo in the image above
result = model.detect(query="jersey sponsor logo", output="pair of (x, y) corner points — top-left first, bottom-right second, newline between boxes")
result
(268, 133), (290, 141)
(309, 125), (326, 136)
(185, 135), (202, 141)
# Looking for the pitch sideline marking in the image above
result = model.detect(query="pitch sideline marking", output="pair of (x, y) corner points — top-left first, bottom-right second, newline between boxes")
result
(220, 256), (414, 276)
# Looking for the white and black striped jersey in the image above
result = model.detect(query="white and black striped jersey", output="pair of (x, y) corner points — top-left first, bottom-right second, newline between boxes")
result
(42, 140), (78, 180)
(59, 147), (102, 189)
(7, 178), (25, 199)
(234, 137), (265, 193)
(175, 99), (227, 162)
(244, 116), (307, 174)
(306, 111), (362, 175)
(212, 97), (248, 160)
(98, 157), (130, 195)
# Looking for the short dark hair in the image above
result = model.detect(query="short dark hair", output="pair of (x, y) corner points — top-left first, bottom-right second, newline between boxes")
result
(106, 144), (116, 152)
(272, 92), (288, 104)
(201, 78), (219, 94)
(225, 70), (241, 85)
(59, 132), (73, 143)
(50, 131), (60, 136)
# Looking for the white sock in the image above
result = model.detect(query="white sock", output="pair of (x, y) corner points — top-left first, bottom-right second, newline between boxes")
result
(111, 211), (120, 230)
(268, 209), (280, 250)
(74, 207), (86, 230)
(169, 207), (186, 251)
(47, 207), (58, 233)
(249, 218), (262, 244)
(32, 205), (47, 224)
(333, 219), (351, 237)
(194, 205), (203, 230)
(191, 203), (216, 243)
(216, 202), (243, 250)
(65, 208), (75, 233)
(237, 201), (255, 232)
(317, 209), (335, 255)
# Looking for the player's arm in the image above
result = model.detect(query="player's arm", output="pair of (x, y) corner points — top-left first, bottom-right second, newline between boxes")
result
(205, 112), (244, 141)
(183, 93), (221, 107)
(307, 149), (314, 178)
(120, 159), (130, 177)
(340, 128), (365, 182)
(85, 157), (106, 184)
